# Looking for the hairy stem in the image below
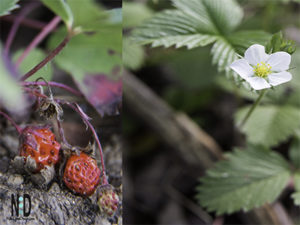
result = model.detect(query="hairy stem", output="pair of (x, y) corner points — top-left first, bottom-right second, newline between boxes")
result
(22, 81), (83, 97)
(239, 89), (267, 128)
(0, 111), (22, 134)
(16, 16), (61, 67)
(20, 35), (71, 81)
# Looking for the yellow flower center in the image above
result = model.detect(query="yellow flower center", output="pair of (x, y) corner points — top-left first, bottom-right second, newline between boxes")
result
(253, 62), (272, 78)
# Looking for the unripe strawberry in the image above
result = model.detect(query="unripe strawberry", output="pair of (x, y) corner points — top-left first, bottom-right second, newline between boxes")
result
(63, 152), (101, 196)
(19, 126), (60, 172)
(97, 184), (119, 217)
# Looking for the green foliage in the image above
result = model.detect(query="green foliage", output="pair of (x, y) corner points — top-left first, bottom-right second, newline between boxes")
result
(123, 38), (145, 70)
(265, 31), (296, 54)
(0, 0), (19, 16)
(40, 0), (74, 29)
(67, 0), (112, 32)
(13, 48), (53, 82)
(123, 2), (153, 28)
(132, 0), (271, 76)
(289, 136), (300, 168)
(0, 45), (25, 113)
(48, 28), (121, 81)
(197, 146), (291, 215)
(291, 173), (300, 205)
(235, 105), (300, 147)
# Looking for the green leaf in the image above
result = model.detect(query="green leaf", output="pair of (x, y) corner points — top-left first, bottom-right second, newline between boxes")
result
(133, 0), (243, 46)
(123, 38), (145, 70)
(47, 28), (121, 81)
(291, 173), (300, 206)
(67, 0), (115, 32)
(40, 0), (73, 29)
(0, 45), (26, 113)
(235, 105), (300, 147)
(0, 0), (19, 16)
(289, 137), (300, 169)
(123, 2), (153, 28)
(227, 30), (271, 55)
(132, 0), (271, 76)
(197, 146), (291, 215)
(13, 48), (53, 81)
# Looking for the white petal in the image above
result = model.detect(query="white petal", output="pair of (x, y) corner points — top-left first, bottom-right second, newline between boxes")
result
(246, 77), (271, 90)
(266, 52), (291, 72)
(230, 59), (254, 79)
(244, 44), (269, 66)
(268, 71), (292, 86)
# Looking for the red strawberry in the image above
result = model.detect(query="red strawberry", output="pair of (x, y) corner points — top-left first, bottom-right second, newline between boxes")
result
(19, 126), (61, 172)
(63, 152), (101, 196)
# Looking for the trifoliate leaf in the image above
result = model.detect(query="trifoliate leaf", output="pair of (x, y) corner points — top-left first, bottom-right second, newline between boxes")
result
(197, 146), (291, 215)
(0, 0), (19, 16)
(40, 0), (73, 29)
(13, 48), (53, 81)
(235, 105), (300, 147)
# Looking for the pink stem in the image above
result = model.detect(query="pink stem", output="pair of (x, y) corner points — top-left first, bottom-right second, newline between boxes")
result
(22, 81), (83, 97)
(16, 16), (61, 67)
(4, 2), (39, 56)
(0, 111), (22, 134)
(19, 35), (71, 81)
(65, 103), (108, 184)
(2, 15), (47, 30)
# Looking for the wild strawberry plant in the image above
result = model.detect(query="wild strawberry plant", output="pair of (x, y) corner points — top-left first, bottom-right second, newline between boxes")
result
(0, 0), (121, 219)
(130, 0), (300, 217)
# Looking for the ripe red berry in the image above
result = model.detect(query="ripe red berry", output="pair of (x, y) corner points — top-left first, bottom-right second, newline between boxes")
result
(63, 152), (101, 196)
(19, 126), (61, 172)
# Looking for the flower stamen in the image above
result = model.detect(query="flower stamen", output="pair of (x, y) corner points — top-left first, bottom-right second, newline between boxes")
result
(253, 62), (272, 78)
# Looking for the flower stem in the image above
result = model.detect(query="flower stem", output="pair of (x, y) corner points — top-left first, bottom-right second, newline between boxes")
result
(0, 111), (22, 134)
(19, 35), (71, 81)
(239, 89), (267, 128)
(21, 81), (83, 97)
(16, 16), (61, 67)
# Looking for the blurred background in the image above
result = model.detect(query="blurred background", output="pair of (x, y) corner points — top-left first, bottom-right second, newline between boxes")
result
(123, 0), (300, 224)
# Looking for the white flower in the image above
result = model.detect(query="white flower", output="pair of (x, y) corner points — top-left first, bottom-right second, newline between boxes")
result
(230, 44), (292, 90)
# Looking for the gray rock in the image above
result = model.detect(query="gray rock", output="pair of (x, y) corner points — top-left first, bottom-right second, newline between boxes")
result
(0, 170), (115, 225)
(7, 174), (24, 186)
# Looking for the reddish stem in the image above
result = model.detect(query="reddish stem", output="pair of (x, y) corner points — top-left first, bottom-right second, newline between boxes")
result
(4, 2), (39, 56)
(16, 16), (61, 67)
(64, 103), (108, 184)
(0, 111), (22, 134)
(22, 81), (83, 97)
(20, 35), (71, 81)
(2, 15), (47, 30)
